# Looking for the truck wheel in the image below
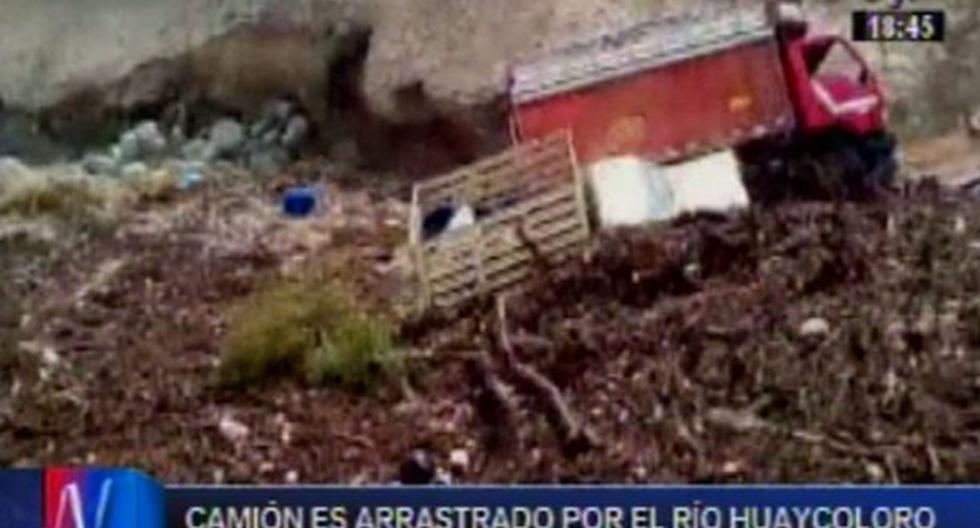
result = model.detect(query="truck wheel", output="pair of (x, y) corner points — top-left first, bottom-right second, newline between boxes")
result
(859, 132), (898, 189)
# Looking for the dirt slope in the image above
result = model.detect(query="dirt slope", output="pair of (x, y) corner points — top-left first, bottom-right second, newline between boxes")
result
(6, 179), (980, 483)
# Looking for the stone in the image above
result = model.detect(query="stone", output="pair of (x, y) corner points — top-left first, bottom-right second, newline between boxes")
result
(0, 156), (34, 190)
(218, 415), (250, 444)
(260, 129), (280, 147)
(181, 138), (214, 163)
(448, 448), (470, 474)
(40, 346), (61, 368)
(81, 153), (119, 176)
(263, 99), (294, 128)
(250, 100), (292, 138)
(246, 145), (289, 175)
(117, 131), (141, 163)
(799, 317), (830, 338)
(208, 118), (245, 159)
(120, 162), (149, 180)
(280, 115), (310, 152)
(131, 120), (167, 156)
(865, 462), (886, 483)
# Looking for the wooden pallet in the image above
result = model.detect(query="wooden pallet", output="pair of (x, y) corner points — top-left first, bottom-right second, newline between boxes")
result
(409, 132), (590, 310)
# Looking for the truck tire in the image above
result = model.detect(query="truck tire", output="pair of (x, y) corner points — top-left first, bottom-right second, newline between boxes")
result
(857, 132), (898, 190)
(738, 130), (897, 203)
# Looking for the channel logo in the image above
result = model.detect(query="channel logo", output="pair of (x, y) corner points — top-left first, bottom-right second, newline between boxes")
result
(44, 468), (164, 528)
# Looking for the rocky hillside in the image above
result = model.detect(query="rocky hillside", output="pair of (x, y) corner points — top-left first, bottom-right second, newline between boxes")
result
(2, 0), (977, 155)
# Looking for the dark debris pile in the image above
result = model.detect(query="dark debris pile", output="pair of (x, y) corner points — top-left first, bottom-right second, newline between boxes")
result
(418, 185), (980, 482)
(5, 183), (980, 484)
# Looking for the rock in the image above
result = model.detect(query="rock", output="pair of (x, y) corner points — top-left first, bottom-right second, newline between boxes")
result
(799, 317), (830, 338)
(398, 448), (436, 484)
(131, 120), (167, 157)
(260, 129), (280, 147)
(448, 448), (470, 475)
(81, 153), (119, 176)
(954, 215), (967, 235)
(865, 462), (886, 483)
(434, 468), (454, 485)
(246, 145), (289, 175)
(120, 162), (149, 180)
(40, 346), (61, 368)
(117, 131), (141, 163)
(255, 99), (294, 134)
(0, 156), (34, 190)
(269, 100), (294, 123)
(218, 415), (250, 444)
(181, 138), (214, 163)
(208, 118), (245, 159)
(280, 115), (310, 152)
(969, 109), (980, 138)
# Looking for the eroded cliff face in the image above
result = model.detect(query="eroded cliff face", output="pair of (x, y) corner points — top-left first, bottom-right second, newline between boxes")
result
(1, 0), (977, 151)
(360, 0), (667, 120)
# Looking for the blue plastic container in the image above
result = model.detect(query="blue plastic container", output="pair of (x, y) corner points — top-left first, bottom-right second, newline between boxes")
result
(282, 186), (325, 218)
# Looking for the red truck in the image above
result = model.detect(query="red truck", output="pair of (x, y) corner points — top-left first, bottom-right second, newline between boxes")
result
(509, 3), (897, 200)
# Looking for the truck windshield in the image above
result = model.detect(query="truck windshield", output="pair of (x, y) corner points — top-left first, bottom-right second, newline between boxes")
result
(806, 39), (865, 84)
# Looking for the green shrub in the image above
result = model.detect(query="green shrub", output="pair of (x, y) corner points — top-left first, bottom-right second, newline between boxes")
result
(0, 172), (105, 218)
(218, 276), (398, 390)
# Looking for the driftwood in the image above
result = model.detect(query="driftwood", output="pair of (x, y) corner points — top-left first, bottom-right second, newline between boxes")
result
(493, 295), (598, 454)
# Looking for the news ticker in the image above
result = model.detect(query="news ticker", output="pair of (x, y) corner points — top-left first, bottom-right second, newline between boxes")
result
(4, 468), (980, 528)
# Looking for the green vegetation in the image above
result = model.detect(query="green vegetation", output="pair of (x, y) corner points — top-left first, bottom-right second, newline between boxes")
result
(218, 275), (399, 391)
(0, 171), (106, 218)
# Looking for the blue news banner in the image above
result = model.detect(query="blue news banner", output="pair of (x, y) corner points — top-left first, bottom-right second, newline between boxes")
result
(4, 468), (980, 528)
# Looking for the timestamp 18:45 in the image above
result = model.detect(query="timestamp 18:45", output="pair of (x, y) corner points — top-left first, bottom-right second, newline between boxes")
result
(852, 10), (946, 42)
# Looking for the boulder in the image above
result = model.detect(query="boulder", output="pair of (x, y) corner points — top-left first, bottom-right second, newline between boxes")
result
(280, 115), (309, 152)
(130, 120), (168, 157)
(81, 153), (119, 176)
(117, 130), (141, 163)
(208, 118), (245, 159)
(0, 156), (35, 190)
(120, 161), (149, 180)
(246, 145), (289, 175)
(251, 99), (294, 137)
(181, 138), (215, 163)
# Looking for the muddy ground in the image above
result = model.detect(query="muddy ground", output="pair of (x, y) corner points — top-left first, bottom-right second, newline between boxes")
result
(4, 156), (980, 483)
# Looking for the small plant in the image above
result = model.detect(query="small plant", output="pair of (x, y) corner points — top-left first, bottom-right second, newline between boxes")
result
(0, 171), (105, 218)
(218, 275), (398, 391)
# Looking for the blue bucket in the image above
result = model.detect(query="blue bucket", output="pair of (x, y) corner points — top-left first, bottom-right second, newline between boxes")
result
(282, 186), (326, 218)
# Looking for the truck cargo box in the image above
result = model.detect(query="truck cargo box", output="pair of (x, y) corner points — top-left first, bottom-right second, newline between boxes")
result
(510, 10), (796, 165)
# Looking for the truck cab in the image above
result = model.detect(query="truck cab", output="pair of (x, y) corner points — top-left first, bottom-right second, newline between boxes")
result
(777, 17), (888, 136)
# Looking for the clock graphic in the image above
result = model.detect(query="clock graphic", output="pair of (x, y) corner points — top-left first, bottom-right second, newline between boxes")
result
(852, 10), (946, 42)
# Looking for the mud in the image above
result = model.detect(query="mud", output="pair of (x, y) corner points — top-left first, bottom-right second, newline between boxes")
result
(5, 179), (980, 483)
